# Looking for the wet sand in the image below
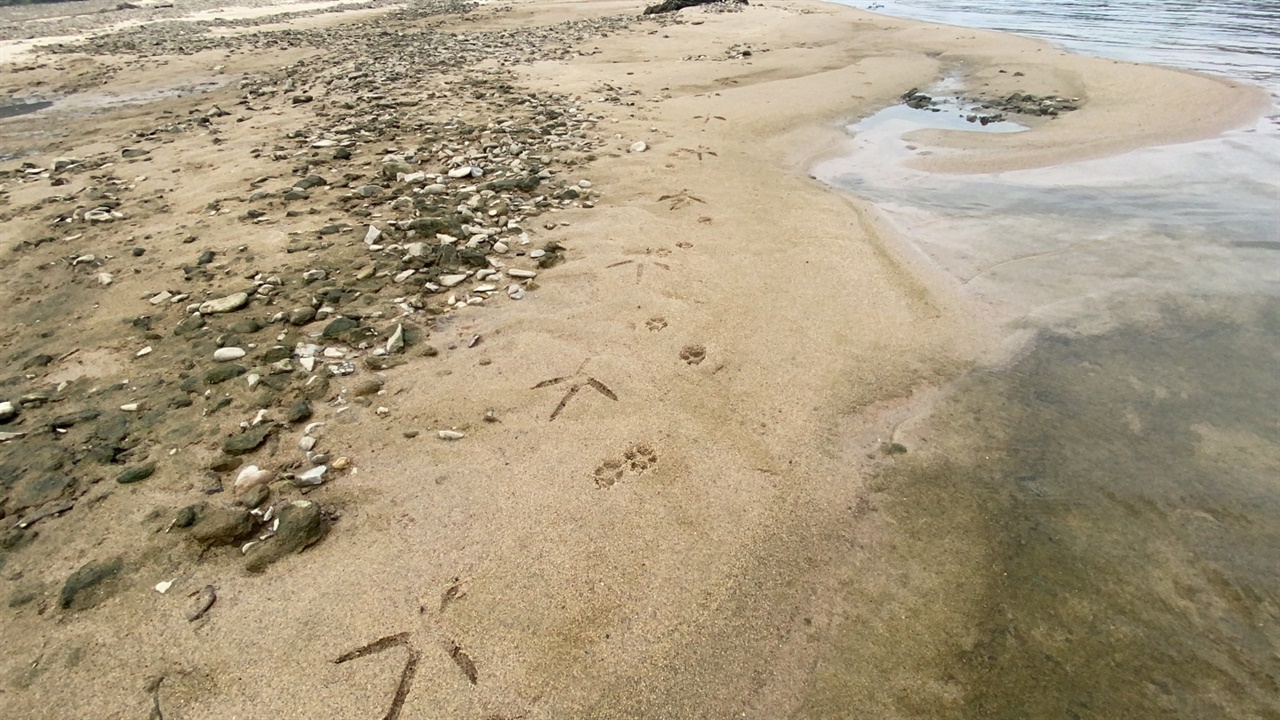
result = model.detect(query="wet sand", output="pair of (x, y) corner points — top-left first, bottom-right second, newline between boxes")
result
(0, 0), (1271, 717)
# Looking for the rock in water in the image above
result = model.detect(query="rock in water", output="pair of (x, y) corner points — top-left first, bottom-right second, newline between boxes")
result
(199, 292), (249, 315)
(244, 500), (326, 573)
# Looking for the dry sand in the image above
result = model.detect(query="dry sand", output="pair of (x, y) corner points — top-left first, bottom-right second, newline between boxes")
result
(0, 0), (1267, 717)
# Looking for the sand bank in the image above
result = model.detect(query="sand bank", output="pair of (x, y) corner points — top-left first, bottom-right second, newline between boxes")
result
(0, 0), (1267, 717)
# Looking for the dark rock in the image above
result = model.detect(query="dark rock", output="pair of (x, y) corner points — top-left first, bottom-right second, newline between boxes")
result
(21, 354), (53, 370)
(197, 250), (216, 265)
(94, 413), (129, 444)
(285, 400), (313, 424)
(226, 317), (264, 335)
(351, 379), (383, 397)
(261, 345), (292, 363)
(222, 423), (274, 456)
(116, 462), (156, 484)
(301, 375), (331, 400)
(643, 0), (744, 13)
(244, 500), (325, 573)
(121, 147), (150, 159)
(239, 484), (269, 509)
(288, 306), (316, 326)
(188, 506), (254, 548)
(209, 455), (243, 473)
(174, 314), (206, 336)
(172, 503), (203, 528)
(50, 408), (100, 429)
(59, 556), (124, 610)
(11, 473), (75, 512)
(321, 316), (359, 339)
(296, 174), (328, 190)
(205, 364), (246, 385)
(364, 355), (406, 371)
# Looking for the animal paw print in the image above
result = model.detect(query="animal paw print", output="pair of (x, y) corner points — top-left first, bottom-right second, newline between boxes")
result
(624, 443), (658, 472)
(593, 459), (625, 488)
(680, 344), (706, 365)
(593, 443), (659, 488)
(646, 316), (668, 332)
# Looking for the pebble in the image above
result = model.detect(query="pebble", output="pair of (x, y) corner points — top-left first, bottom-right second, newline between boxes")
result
(332, 457), (351, 471)
(507, 268), (537, 279)
(0, 401), (17, 423)
(295, 465), (327, 486)
(299, 436), (317, 452)
(438, 430), (466, 440)
(199, 291), (250, 315)
(213, 347), (247, 362)
(149, 291), (173, 304)
(439, 273), (468, 287)
(136, 346), (153, 357)
(234, 465), (274, 494)
(630, 141), (648, 153)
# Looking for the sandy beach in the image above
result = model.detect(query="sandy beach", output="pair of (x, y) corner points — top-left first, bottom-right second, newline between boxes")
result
(0, 0), (1269, 717)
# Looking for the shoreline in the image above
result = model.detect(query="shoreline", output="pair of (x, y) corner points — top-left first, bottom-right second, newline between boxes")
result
(0, 1), (1272, 716)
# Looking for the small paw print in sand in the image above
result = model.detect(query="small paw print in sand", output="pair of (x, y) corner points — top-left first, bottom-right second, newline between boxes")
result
(680, 344), (706, 365)
(593, 443), (659, 488)
(645, 316), (668, 332)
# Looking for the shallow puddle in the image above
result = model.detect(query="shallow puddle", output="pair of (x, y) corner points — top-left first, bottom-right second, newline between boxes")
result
(803, 296), (1280, 718)
(0, 100), (54, 120)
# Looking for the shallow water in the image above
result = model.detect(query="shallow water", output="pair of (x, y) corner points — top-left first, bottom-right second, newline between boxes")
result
(0, 100), (52, 119)
(811, 1), (1280, 716)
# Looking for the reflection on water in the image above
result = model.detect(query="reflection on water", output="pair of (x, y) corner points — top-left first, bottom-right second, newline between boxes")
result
(854, 0), (1280, 98)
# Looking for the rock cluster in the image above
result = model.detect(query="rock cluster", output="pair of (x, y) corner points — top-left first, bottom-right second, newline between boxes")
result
(900, 87), (1080, 125)
(0, 0), (667, 610)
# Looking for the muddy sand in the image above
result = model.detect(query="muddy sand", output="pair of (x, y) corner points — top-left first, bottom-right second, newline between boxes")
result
(0, 0), (1267, 717)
